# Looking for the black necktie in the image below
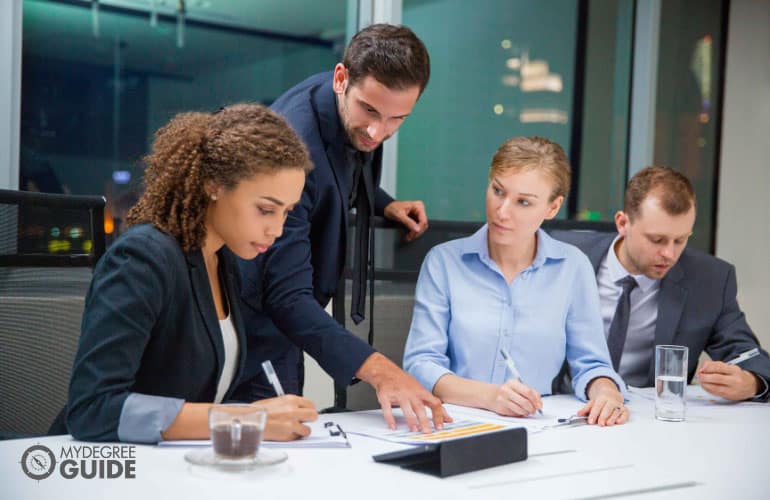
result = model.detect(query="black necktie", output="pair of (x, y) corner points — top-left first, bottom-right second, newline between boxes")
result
(350, 153), (373, 327)
(607, 276), (638, 371)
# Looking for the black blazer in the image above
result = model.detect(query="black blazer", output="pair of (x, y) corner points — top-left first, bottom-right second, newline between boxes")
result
(65, 224), (248, 441)
(234, 72), (389, 397)
(553, 230), (770, 397)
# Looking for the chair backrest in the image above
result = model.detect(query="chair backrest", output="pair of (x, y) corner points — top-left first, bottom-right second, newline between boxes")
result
(333, 216), (616, 410)
(0, 189), (105, 438)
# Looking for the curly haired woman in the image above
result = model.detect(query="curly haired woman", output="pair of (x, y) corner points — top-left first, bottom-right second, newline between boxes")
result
(64, 104), (319, 443)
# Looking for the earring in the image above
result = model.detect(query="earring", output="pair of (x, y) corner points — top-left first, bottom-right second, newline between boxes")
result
(210, 194), (217, 201)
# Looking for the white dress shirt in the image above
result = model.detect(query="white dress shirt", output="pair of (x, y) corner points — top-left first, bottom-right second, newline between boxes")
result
(597, 236), (660, 387)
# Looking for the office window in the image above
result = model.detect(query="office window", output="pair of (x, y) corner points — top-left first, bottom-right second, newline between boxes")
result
(398, 0), (580, 221)
(653, 0), (726, 251)
(576, 0), (634, 222)
(20, 0), (346, 239)
(397, 0), (724, 255)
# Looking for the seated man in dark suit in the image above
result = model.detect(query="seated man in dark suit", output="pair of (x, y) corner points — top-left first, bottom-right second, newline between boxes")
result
(236, 24), (450, 433)
(555, 166), (769, 401)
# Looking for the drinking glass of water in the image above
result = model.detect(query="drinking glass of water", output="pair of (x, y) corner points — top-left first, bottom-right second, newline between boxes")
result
(655, 345), (688, 422)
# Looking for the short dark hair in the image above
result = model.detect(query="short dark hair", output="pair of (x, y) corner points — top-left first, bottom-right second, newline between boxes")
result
(343, 24), (430, 95)
(624, 166), (696, 221)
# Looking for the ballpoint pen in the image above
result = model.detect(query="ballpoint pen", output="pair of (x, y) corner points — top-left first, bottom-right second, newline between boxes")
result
(261, 359), (285, 396)
(499, 348), (543, 416)
(556, 414), (588, 425)
(726, 347), (760, 366)
(543, 414), (589, 429)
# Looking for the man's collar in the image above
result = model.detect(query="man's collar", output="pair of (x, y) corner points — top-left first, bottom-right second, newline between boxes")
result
(606, 235), (659, 292)
(314, 71), (347, 146)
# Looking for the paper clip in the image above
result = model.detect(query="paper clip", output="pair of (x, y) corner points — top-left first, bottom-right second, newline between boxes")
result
(322, 421), (350, 446)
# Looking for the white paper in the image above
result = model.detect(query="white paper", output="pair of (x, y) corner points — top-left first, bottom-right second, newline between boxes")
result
(451, 398), (589, 429)
(158, 419), (350, 448)
(628, 384), (769, 407)
(338, 408), (526, 444)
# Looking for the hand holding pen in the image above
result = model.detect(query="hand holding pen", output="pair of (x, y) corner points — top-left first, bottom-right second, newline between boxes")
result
(697, 347), (765, 401)
(252, 360), (319, 441)
(488, 348), (544, 417)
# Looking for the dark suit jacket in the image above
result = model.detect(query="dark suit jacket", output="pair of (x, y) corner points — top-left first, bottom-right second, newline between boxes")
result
(234, 72), (390, 398)
(553, 230), (770, 398)
(65, 224), (248, 441)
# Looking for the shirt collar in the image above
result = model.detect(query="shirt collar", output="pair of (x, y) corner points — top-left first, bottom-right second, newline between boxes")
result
(606, 235), (659, 292)
(461, 224), (567, 270)
(345, 145), (372, 166)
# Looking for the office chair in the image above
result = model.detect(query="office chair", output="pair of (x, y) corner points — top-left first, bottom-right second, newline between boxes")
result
(0, 189), (105, 439)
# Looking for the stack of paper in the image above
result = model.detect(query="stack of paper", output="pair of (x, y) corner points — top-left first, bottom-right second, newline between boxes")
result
(158, 419), (350, 449)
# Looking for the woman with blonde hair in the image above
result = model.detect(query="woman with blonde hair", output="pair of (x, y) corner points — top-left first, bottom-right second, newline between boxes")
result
(65, 103), (318, 442)
(404, 137), (628, 426)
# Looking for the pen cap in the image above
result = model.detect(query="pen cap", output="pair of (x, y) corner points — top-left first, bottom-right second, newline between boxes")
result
(261, 359), (285, 396)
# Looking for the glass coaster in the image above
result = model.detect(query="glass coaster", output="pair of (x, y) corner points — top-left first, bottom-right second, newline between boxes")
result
(185, 447), (288, 470)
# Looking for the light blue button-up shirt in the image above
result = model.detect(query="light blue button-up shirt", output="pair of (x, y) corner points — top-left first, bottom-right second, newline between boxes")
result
(404, 225), (626, 401)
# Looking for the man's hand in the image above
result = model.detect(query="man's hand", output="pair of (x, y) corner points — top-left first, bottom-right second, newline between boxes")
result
(697, 360), (761, 400)
(383, 200), (428, 241)
(356, 352), (452, 433)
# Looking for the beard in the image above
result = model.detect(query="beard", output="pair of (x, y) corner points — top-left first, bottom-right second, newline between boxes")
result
(337, 97), (387, 152)
(628, 248), (672, 279)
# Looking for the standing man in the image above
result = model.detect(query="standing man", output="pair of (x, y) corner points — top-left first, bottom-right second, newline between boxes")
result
(235, 24), (451, 432)
(556, 166), (769, 400)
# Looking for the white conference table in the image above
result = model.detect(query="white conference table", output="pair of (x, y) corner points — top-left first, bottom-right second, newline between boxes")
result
(3, 388), (768, 500)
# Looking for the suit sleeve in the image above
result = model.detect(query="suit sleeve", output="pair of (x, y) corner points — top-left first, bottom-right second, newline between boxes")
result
(66, 233), (184, 442)
(248, 169), (376, 386)
(374, 186), (395, 216)
(705, 265), (770, 401)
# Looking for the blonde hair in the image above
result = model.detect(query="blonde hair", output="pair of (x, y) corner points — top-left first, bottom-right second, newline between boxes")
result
(489, 136), (571, 201)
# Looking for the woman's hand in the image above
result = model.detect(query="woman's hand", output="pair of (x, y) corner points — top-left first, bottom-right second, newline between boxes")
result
(577, 377), (628, 426)
(252, 395), (318, 441)
(485, 379), (543, 417)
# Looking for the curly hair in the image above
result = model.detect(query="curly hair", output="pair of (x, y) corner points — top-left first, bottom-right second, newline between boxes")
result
(126, 103), (312, 251)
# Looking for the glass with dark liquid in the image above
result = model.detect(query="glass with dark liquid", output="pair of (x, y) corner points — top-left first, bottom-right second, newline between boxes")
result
(209, 405), (267, 460)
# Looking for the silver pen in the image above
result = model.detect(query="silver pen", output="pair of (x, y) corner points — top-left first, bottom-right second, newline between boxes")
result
(726, 347), (760, 366)
(261, 359), (285, 396)
(556, 414), (588, 425)
(499, 348), (543, 416)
